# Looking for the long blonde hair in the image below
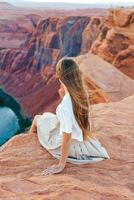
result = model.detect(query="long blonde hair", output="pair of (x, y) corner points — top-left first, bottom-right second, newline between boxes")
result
(56, 57), (93, 141)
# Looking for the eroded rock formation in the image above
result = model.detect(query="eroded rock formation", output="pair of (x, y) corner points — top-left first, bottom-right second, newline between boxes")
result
(91, 8), (134, 79)
(0, 6), (134, 199)
(0, 15), (105, 117)
(76, 53), (134, 102)
(0, 7), (133, 119)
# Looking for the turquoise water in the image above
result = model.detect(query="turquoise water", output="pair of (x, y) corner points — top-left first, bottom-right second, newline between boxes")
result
(0, 107), (20, 146)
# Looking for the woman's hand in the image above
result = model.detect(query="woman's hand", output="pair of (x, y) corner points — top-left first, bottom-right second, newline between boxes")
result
(41, 164), (65, 176)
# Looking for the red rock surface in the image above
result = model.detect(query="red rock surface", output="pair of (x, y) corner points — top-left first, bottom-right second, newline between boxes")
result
(0, 2), (106, 49)
(0, 5), (134, 199)
(0, 6), (134, 118)
(76, 53), (134, 102)
(0, 2), (41, 48)
(90, 8), (134, 79)
(0, 94), (134, 200)
(81, 17), (104, 54)
(0, 11), (106, 118)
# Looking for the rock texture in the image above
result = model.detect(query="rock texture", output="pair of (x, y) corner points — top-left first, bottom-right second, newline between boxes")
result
(0, 14), (105, 117)
(0, 6), (134, 198)
(81, 17), (104, 54)
(0, 2), (106, 48)
(76, 53), (134, 102)
(91, 8), (134, 79)
(0, 94), (134, 200)
(0, 5), (134, 130)
(2, 6), (133, 119)
(0, 2), (40, 49)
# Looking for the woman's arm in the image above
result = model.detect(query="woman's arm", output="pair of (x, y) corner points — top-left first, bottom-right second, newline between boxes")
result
(41, 132), (72, 175)
(58, 132), (72, 168)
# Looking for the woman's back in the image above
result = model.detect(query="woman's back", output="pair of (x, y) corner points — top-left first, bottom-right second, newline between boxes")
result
(56, 93), (93, 142)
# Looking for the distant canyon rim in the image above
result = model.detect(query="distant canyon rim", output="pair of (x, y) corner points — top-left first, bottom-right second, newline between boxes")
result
(0, 3), (134, 119)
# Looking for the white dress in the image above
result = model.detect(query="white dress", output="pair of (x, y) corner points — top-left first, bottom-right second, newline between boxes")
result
(36, 93), (110, 164)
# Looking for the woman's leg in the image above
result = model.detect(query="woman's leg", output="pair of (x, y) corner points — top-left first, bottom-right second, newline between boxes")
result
(29, 115), (41, 135)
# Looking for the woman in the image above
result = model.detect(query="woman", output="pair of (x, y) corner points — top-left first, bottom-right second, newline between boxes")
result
(29, 57), (110, 176)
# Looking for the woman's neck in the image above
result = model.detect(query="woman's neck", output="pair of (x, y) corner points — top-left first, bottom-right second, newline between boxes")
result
(64, 88), (69, 94)
(60, 80), (69, 94)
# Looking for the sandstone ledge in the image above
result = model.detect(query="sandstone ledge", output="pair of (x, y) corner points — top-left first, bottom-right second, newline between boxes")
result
(0, 95), (134, 200)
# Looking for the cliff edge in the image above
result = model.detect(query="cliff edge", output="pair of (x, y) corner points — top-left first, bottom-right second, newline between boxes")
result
(0, 94), (134, 200)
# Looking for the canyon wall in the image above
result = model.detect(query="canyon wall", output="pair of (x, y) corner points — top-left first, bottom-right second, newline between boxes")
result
(0, 15), (104, 117)
(91, 8), (134, 79)
(0, 7), (134, 119)
(0, 5), (134, 199)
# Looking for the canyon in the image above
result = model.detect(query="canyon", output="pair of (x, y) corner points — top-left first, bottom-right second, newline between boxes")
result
(0, 2), (107, 117)
(0, 3), (133, 118)
(91, 8), (134, 79)
(0, 3), (134, 199)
